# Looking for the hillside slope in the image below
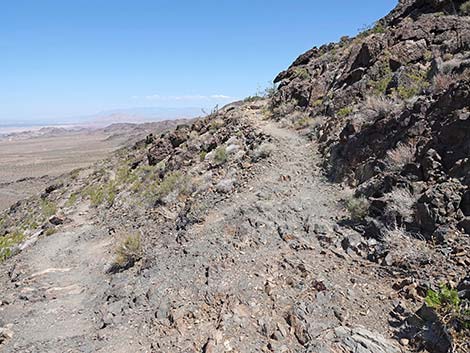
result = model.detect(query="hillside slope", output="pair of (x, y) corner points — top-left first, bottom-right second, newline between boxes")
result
(0, 0), (469, 352)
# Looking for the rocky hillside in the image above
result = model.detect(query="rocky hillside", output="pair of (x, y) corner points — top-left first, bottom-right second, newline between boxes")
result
(0, 0), (469, 352)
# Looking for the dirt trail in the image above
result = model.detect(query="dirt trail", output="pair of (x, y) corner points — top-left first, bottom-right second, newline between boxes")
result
(127, 111), (402, 351)
(0, 113), (402, 352)
(0, 207), (112, 352)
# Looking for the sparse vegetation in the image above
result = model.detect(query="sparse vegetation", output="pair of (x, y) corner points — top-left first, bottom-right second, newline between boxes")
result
(244, 83), (278, 102)
(425, 285), (470, 333)
(369, 60), (393, 96)
(394, 69), (430, 100)
(116, 166), (137, 184)
(112, 233), (142, 271)
(426, 285), (460, 310)
(337, 106), (353, 117)
(0, 230), (24, 262)
(210, 119), (224, 130)
(291, 111), (314, 129)
(253, 143), (275, 160)
(244, 95), (262, 103)
(346, 196), (370, 221)
(395, 85), (419, 100)
(357, 21), (386, 38)
(85, 181), (118, 207)
(214, 146), (228, 165)
(293, 67), (310, 80)
(154, 171), (190, 202)
(364, 95), (398, 119)
(40, 199), (57, 218)
(44, 227), (57, 236)
(460, 1), (470, 15)
(312, 98), (323, 108)
(65, 193), (78, 207)
(70, 169), (81, 180)
(199, 151), (207, 162)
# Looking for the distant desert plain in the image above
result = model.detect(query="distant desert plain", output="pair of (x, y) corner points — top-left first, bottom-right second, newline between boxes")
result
(0, 120), (185, 210)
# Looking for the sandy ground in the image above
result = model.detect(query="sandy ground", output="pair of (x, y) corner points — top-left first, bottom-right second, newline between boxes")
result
(0, 133), (123, 210)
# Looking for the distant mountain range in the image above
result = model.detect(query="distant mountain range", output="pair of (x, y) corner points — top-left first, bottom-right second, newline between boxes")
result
(0, 106), (204, 129)
(80, 107), (204, 127)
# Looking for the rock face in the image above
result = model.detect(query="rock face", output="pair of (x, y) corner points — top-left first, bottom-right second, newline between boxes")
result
(272, 0), (470, 237)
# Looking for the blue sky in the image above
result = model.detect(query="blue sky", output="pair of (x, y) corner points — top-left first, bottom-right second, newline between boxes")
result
(1, 0), (397, 124)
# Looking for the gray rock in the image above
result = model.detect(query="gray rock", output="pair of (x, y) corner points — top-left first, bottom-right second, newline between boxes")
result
(308, 326), (402, 353)
(215, 178), (236, 193)
(225, 144), (241, 155)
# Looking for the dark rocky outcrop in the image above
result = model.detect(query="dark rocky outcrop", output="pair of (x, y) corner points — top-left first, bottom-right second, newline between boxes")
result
(272, 0), (470, 239)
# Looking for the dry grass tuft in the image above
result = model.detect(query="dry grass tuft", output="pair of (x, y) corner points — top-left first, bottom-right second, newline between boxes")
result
(364, 96), (399, 119)
(112, 233), (142, 272)
(386, 141), (416, 169)
(388, 188), (416, 222)
(383, 227), (433, 267)
(432, 73), (455, 92)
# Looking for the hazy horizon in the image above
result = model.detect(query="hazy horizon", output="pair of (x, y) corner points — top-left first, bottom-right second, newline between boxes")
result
(2, 0), (397, 122)
(0, 106), (209, 133)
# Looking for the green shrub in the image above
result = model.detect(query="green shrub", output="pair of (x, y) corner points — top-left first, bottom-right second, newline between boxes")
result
(244, 95), (262, 102)
(347, 196), (370, 220)
(200, 151), (207, 162)
(312, 99), (323, 108)
(154, 172), (189, 202)
(425, 285), (460, 310)
(357, 22), (386, 38)
(210, 119), (224, 130)
(21, 215), (39, 231)
(394, 69), (430, 100)
(395, 85), (418, 99)
(214, 146), (227, 165)
(337, 106), (353, 117)
(41, 199), (57, 218)
(461, 1), (470, 15)
(263, 83), (277, 98)
(0, 231), (24, 262)
(293, 67), (310, 80)
(372, 23), (385, 34)
(425, 285), (469, 334)
(65, 193), (78, 207)
(294, 115), (314, 129)
(373, 75), (393, 96)
(85, 181), (118, 207)
(44, 228), (57, 237)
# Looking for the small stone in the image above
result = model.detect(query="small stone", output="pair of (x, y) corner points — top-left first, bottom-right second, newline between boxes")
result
(400, 338), (409, 346)
(49, 215), (64, 225)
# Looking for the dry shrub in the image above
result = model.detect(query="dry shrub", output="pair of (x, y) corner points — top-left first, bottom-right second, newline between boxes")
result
(383, 227), (433, 267)
(441, 58), (462, 75)
(432, 73), (455, 92)
(388, 188), (416, 222)
(111, 233), (142, 272)
(386, 141), (416, 169)
(364, 96), (399, 119)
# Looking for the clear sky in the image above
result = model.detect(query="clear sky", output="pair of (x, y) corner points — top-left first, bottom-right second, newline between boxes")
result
(1, 0), (397, 124)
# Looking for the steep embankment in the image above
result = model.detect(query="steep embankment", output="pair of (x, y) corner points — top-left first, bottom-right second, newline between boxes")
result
(0, 0), (469, 352)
